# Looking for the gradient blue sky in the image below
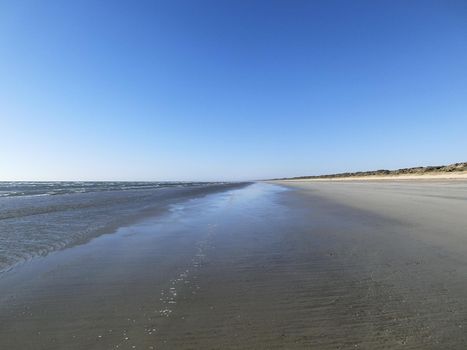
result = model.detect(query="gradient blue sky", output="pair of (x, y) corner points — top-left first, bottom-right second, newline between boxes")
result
(1, 0), (466, 181)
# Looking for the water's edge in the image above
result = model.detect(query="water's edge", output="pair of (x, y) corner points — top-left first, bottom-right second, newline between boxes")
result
(0, 182), (251, 274)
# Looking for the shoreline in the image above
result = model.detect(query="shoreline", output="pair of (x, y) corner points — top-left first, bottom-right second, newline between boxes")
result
(0, 182), (249, 275)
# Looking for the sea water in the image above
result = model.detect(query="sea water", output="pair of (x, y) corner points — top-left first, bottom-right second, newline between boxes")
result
(0, 181), (223, 272)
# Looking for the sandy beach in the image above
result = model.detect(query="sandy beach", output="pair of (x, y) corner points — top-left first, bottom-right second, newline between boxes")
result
(281, 171), (467, 182)
(1, 181), (467, 349)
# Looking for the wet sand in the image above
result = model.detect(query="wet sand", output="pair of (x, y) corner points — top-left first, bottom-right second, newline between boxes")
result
(2, 181), (467, 349)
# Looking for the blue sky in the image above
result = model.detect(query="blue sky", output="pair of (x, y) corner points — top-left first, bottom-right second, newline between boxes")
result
(1, 0), (466, 181)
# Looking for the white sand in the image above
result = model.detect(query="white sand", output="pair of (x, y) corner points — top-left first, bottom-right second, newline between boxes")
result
(280, 171), (467, 182)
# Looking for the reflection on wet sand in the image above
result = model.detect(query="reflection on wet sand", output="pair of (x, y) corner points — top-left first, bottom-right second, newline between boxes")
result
(2, 182), (467, 349)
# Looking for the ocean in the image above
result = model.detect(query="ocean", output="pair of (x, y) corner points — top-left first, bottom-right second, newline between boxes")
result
(0, 181), (233, 273)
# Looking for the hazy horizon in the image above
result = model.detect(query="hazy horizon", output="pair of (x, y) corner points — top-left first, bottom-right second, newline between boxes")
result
(1, 0), (466, 181)
(0, 160), (466, 183)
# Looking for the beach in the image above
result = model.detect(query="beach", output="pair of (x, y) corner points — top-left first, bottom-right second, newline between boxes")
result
(282, 171), (467, 182)
(1, 181), (467, 349)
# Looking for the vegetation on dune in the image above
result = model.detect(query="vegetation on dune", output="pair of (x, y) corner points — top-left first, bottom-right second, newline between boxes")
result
(279, 162), (467, 180)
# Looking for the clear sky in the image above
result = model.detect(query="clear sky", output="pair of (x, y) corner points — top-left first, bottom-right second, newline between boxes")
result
(1, 0), (466, 181)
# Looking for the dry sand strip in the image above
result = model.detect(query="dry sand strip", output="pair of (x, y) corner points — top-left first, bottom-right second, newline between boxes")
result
(281, 171), (467, 182)
(1, 182), (467, 349)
